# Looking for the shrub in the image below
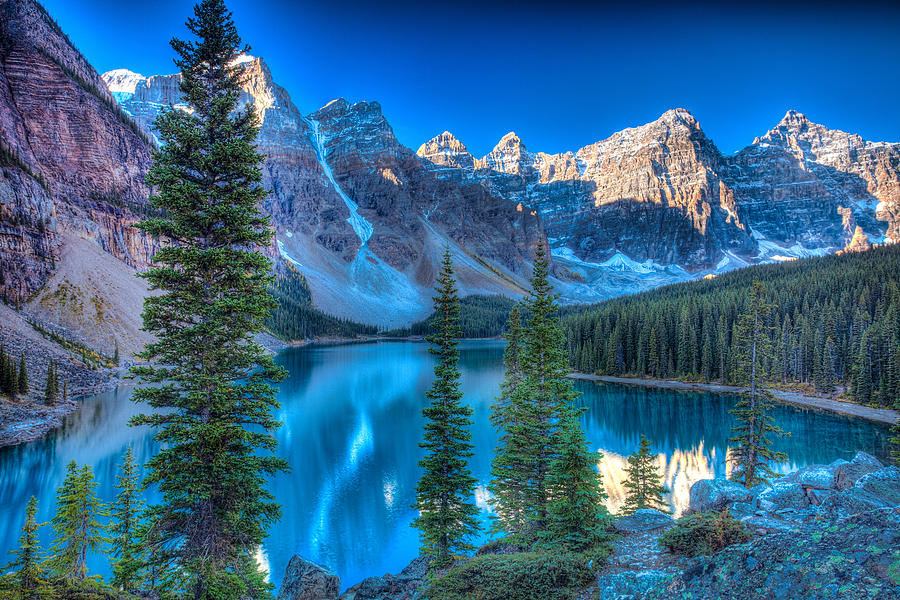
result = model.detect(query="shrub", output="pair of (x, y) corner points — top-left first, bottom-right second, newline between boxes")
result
(425, 551), (598, 600)
(658, 509), (751, 558)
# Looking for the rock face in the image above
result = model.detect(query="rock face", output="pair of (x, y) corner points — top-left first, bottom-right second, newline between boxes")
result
(105, 60), (544, 327)
(687, 478), (753, 514)
(647, 507), (900, 600)
(277, 555), (341, 600)
(614, 509), (675, 533)
(420, 110), (755, 270)
(0, 0), (154, 305)
(419, 109), (900, 284)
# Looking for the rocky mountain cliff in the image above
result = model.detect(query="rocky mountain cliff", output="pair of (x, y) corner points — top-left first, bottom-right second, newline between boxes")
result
(104, 57), (544, 326)
(0, 0), (156, 361)
(419, 109), (899, 283)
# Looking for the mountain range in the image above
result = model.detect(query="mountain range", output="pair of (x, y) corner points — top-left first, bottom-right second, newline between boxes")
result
(2, 0), (899, 357)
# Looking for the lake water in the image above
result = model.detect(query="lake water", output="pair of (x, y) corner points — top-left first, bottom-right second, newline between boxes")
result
(0, 340), (893, 588)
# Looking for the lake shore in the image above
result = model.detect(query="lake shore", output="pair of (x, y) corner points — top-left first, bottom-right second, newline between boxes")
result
(569, 373), (900, 425)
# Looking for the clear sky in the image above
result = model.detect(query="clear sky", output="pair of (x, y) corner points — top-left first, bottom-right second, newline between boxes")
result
(42, 0), (900, 157)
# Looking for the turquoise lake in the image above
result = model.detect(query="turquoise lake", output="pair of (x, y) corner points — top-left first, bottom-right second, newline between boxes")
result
(0, 340), (892, 588)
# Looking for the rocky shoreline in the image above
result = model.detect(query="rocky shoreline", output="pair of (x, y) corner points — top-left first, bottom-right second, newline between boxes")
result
(569, 373), (900, 425)
(276, 452), (900, 600)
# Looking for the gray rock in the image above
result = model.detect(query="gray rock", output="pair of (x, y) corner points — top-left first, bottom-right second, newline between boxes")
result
(615, 509), (675, 532)
(647, 507), (900, 599)
(834, 452), (885, 490)
(854, 466), (900, 505)
(339, 556), (425, 600)
(688, 478), (752, 514)
(806, 488), (836, 506)
(742, 515), (800, 534)
(817, 487), (892, 522)
(278, 555), (341, 600)
(798, 464), (840, 490)
(595, 570), (674, 600)
(729, 502), (757, 518)
(756, 481), (809, 512)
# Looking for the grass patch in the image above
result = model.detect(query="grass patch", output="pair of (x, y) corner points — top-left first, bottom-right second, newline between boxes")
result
(426, 551), (603, 600)
(658, 509), (751, 558)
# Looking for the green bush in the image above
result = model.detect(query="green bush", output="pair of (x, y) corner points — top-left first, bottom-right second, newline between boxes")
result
(425, 551), (597, 600)
(658, 509), (751, 558)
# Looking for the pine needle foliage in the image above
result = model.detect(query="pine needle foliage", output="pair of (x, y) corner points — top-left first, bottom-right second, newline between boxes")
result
(412, 249), (481, 568)
(48, 462), (108, 582)
(128, 1), (287, 596)
(110, 447), (145, 592)
(728, 281), (788, 486)
(490, 242), (602, 542)
(622, 434), (669, 514)
(1, 496), (49, 600)
(541, 408), (609, 550)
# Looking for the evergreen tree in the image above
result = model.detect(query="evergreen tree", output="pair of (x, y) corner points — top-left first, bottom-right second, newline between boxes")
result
(489, 242), (583, 539)
(61, 380), (67, 404)
(541, 408), (608, 550)
(1, 496), (48, 600)
(129, 1), (287, 596)
(110, 447), (145, 591)
(728, 281), (787, 487)
(621, 434), (669, 514)
(17, 353), (27, 396)
(113, 343), (120, 367)
(490, 304), (524, 429)
(48, 462), (107, 581)
(412, 249), (480, 568)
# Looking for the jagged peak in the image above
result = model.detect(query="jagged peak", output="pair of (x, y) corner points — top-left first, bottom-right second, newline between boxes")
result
(656, 108), (699, 128)
(418, 131), (470, 153)
(101, 69), (146, 95)
(495, 131), (525, 150)
(779, 109), (810, 126)
(229, 53), (257, 67)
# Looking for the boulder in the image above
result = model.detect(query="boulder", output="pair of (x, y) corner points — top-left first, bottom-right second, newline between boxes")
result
(854, 466), (900, 505)
(647, 507), (900, 599)
(729, 502), (757, 518)
(755, 481), (809, 512)
(614, 509), (675, 532)
(688, 479), (752, 514)
(834, 452), (884, 490)
(797, 464), (841, 490)
(806, 488), (835, 507)
(339, 557), (426, 600)
(742, 515), (800, 534)
(817, 487), (892, 522)
(278, 555), (340, 600)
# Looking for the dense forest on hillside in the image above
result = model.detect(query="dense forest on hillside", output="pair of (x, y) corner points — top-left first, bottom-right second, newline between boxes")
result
(561, 246), (900, 408)
(266, 264), (378, 339)
(387, 294), (517, 338)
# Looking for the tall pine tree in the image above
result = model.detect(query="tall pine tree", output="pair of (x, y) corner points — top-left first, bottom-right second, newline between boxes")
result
(490, 242), (587, 539)
(129, 1), (287, 596)
(728, 281), (787, 487)
(48, 462), (107, 581)
(541, 407), (608, 550)
(1, 496), (47, 600)
(621, 434), (669, 514)
(110, 447), (145, 592)
(412, 249), (480, 568)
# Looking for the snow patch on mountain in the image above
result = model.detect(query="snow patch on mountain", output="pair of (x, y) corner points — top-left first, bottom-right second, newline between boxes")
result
(303, 116), (374, 247)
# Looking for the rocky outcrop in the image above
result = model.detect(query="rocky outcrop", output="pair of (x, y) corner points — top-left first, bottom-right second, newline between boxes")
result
(724, 110), (899, 251)
(419, 109), (900, 281)
(0, 0), (154, 304)
(647, 507), (900, 600)
(277, 555), (341, 600)
(420, 110), (756, 270)
(338, 557), (426, 600)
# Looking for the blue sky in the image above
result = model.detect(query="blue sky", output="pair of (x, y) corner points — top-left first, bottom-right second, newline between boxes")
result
(43, 0), (900, 156)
